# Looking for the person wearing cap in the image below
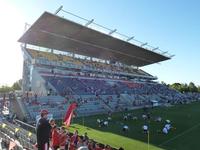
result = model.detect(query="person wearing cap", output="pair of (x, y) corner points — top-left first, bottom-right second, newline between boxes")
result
(36, 109), (51, 150)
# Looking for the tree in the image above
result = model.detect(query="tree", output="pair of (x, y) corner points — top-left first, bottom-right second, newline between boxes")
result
(181, 83), (189, 92)
(12, 80), (22, 91)
(169, 82), (199, 93)
(170, 83), (182, 91)
(161, 81), (166, 85)
(188, 82), (198, 92)
(198, 86), (200, 93)
(0, 79), (22, 94)
(0, 85), (13, 93)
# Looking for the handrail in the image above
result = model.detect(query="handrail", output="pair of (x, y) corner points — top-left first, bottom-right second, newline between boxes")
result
(15, 119), (36, 133)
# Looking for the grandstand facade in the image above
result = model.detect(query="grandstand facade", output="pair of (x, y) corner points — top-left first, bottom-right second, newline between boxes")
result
(18, 11), (183, 122)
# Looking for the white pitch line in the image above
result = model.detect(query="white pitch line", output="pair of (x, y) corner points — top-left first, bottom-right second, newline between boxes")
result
(159, 122), (200, 146)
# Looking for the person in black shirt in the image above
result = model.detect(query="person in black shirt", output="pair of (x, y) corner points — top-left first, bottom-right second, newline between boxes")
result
(36, 109), (51, 150)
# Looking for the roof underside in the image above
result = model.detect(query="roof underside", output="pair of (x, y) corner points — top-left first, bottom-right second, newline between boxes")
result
(18, 12), (170, 67)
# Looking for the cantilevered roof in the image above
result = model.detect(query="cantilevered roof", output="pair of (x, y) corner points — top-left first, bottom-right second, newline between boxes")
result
(18, 11), (170, 67)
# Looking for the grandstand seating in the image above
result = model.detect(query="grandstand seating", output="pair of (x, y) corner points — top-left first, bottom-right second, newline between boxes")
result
(23, 96), (69, 120)
(21, 48), (190, 122)
(27, 49), (75, 63)
(22, 72), (188, 121)
(26, 48), (150, 77)
(42, 74), (183, 97)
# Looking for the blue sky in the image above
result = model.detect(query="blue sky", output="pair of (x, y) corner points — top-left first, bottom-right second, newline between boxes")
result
(0, 0), (199, 86)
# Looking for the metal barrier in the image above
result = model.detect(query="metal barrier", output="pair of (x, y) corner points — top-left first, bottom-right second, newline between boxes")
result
(15, 119), (36, 134)
(0, 122), (35, 150)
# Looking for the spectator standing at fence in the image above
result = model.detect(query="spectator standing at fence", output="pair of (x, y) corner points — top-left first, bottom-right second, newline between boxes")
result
(36, 109), (51, 150)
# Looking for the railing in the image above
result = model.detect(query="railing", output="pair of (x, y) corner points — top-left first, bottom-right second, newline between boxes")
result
(15, 119), (36, 133)
(0, 121), (35, 150)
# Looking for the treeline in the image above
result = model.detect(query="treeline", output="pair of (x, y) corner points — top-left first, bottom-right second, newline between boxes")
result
(161, 81), (200, 93)
(0, 79), (22, 93)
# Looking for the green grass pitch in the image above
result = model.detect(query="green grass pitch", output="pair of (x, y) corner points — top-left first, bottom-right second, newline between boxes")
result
(63, 102), (200, 150)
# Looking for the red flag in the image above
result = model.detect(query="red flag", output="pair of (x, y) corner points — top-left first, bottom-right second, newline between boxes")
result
(9, 141), (16, 150)
(64, 102), (77, 127)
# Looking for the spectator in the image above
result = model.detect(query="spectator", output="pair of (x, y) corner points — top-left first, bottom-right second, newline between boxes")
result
(77, 136), (85, 148)
(36, 109), (51, 150)
(49, 119), (60, 150)
(88, 139), (95, 150)
(69, 130), (79, 150)
(104, 145), (112, 150)
(95, 143), (102, 150)
(83, 132), (89, 143)
(59, 127), (67, 150)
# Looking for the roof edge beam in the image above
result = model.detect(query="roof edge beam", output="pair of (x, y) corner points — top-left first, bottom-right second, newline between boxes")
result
(170, 54), (175, 58)
(152, 47), (159, 51)
(85, 19), (94, 27)
(108, 29), (117, 35)
(162, 51), (168, 55)
(141, 42), (148, 47)
(54, 5), (63, 15)
(126, 36), (134, 42)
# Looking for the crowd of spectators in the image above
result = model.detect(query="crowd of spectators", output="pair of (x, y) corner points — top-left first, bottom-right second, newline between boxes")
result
(36, 110), (119, 150)
(21, 75), (200, 123)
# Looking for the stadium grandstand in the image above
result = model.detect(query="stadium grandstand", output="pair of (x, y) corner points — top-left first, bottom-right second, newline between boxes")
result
(16, 9), (181, 121)
(2, 7), (200, 150)
(16, 10), (182, 122)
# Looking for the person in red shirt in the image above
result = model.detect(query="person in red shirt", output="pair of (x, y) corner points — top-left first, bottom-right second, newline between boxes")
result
(87, 139), (95, 150)
(49, 119), (60, 150)
(95, 143), (102, 150)
(59, 127), (67, 150)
